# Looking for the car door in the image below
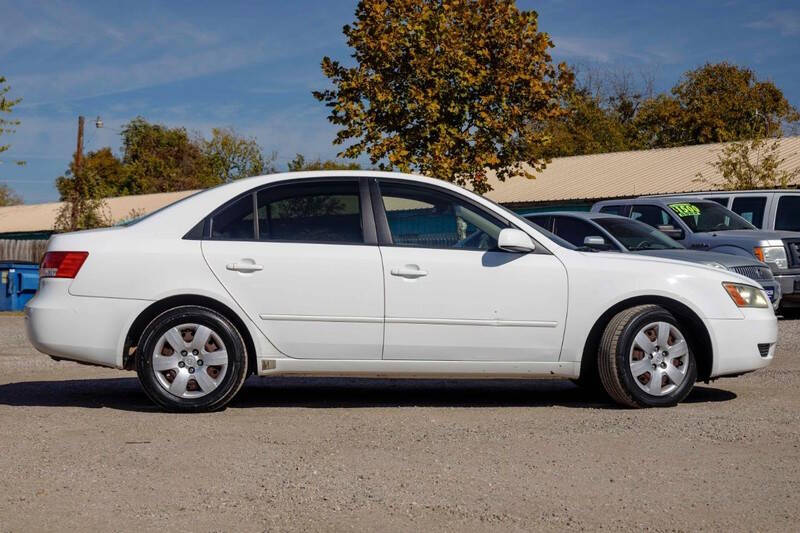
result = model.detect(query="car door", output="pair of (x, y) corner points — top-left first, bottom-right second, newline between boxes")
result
(201, 178), (384, 359)
(374, 179), (568, 362)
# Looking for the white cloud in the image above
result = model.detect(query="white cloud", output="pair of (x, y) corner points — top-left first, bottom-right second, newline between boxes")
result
(747, 10), (800, 36)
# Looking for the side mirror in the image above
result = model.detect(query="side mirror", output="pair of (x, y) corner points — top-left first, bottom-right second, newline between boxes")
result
(583, 236), (608, 249)
(498, 228), (536, 253)
(657, 224), (685, 240)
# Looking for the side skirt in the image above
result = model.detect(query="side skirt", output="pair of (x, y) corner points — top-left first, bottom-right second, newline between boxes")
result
(256, 358), (581, 379)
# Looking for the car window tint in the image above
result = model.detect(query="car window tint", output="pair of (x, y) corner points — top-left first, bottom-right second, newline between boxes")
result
(731, 196), (767, 227)
(256, 181), (363, 243)
(704, 197), (729, 207)
(524, 215), (553, 232)
(599, 205), (628, 216)
(378, 182), (505, 250)
(775, 196), (800, 231)
(630, 205), (673, 227)
(551, 216), (598, 247)
(211, 195), (255, 240)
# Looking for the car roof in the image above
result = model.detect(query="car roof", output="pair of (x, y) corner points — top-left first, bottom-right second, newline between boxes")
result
(594, 197), (718, 206)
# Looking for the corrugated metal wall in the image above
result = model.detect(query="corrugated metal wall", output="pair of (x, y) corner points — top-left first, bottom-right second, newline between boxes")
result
(0, 239), (48, 263)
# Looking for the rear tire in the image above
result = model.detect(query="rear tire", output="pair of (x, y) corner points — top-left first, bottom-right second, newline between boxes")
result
(136, 305), (248, 412)
(598, 305), (697, 408)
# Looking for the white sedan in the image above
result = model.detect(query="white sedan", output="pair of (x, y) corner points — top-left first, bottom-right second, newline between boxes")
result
(26, 172), (776, 411)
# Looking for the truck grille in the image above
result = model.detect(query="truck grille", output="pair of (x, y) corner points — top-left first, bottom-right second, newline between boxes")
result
(730, 265), (774, 281)
(787, 240), (800, 268)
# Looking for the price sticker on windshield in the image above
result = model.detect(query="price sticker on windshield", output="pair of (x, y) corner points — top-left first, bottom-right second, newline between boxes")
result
(668, 203), (701, 217)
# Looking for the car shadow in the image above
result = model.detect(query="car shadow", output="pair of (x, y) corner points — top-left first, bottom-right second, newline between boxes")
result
(0, 376), (736, 412)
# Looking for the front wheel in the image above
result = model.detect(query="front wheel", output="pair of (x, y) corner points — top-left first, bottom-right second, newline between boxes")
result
(598, 305), (697, 408)
(136, 306), (248, 412)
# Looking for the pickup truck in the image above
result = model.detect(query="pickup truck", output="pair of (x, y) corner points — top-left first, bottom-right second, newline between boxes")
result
(591, 197), (800, 308)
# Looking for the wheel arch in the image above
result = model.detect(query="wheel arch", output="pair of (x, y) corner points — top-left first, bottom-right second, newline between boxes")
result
(123, 294), (257, 375)
(579, 295), (713, 383)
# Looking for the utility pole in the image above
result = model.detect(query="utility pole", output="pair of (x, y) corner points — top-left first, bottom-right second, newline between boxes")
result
(70, 116), (85, 230)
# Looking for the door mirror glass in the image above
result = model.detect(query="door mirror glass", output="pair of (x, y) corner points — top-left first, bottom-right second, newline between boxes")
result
(498, 228), (536, 253)
(657, 224), (685, 240)
(583, 236), (607, 249)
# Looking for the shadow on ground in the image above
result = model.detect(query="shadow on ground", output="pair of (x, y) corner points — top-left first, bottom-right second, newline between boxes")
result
(0, 376), (736, 412)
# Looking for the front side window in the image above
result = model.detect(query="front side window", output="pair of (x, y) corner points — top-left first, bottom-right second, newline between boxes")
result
(665, 201), (755, 232)
(630, 205), (674, 228)
(776, 196), (800, 231)
(551, 216), (600, 247)
(257, 181), (362, 243)
(599, 205), (629, 216)
(731, 196), (767, 228)
(378, 182), (506, 250)
(704, 196), (729, 207)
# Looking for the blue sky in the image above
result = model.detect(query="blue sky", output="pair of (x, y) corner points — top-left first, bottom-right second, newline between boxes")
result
(1, 0), (799, 203)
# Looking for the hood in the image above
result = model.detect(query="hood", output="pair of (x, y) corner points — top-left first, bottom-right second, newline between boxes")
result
(631, 249), (767, 268)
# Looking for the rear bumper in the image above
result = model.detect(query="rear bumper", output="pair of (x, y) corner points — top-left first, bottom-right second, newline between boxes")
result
(707, 308), (777, 378)
(25, 279), (149, 369)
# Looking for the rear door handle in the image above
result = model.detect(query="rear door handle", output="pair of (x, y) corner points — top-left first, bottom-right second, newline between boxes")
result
(390, 265), (428, 278)
(226, 262), (264, 273)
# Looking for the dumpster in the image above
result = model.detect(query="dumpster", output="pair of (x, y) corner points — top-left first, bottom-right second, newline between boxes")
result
(0, 262), (40, 311)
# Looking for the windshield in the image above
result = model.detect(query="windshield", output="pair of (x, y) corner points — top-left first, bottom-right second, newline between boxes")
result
(595, 217), (684, 251)
(666, 201), (755, 232)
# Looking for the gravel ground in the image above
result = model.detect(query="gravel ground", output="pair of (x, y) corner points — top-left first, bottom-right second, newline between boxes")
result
(0, 313), (798, 532)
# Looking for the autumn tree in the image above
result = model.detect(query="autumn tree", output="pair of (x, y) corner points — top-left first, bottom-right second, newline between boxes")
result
(55, 147), (125, 200)
(202, 127), (276, 182)
(695, 135), (800, 190)
(0, 184), (22, 206)
(287, 153), (362, 171)
(314, 0), (573, 193)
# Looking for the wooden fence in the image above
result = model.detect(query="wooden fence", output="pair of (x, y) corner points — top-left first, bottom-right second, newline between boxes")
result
(0, 239), (48, 264)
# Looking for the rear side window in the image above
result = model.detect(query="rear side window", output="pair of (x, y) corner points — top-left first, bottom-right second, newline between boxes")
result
(211, 195), (255, 240)
(775, 196), (800, 231)
(524, 215), (553, 232)
(731, 196), (767, 228)
(257, 181), (363, 243)
(598, 205), (629, 216)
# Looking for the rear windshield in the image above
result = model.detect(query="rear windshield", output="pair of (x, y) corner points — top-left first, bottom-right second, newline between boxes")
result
(666, 201), (755, 232)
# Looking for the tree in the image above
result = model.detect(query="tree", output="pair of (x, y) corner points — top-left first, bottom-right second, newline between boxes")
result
(1, 75), (25, 172)
(0, 183), (22, 206)
(287, 153), (362, 171)
(202, 127), (276, 182)
(120, 117), (219, 194)
(695, 135), (800, 190)
(56, 147), (125, 200)
(314, 0), (573, 193)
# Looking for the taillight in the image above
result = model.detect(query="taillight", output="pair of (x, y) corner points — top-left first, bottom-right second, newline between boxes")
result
(40, 251), (89, 278)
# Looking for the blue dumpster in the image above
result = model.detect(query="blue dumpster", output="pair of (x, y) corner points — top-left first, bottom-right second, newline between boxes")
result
(0, 262), (40, 311)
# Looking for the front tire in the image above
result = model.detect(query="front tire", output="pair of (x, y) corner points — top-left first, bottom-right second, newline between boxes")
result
(598, 305), (697, 408)
(136, 306), (248, 412)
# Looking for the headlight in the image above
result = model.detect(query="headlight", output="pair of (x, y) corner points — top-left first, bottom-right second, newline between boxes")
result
(753, 245), (788, 270)
(703, 261), (728, 270)
(723, 282), (769, 308)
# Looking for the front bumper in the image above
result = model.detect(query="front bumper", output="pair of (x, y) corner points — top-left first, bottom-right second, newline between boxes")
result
(775, 272), (800, 297)
(25, 279), (149, 369)
(707, 307), (777, 378)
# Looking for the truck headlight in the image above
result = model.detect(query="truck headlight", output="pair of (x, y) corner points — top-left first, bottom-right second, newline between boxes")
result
(723, 282), (769, 308)
(753, 245), (788, 270)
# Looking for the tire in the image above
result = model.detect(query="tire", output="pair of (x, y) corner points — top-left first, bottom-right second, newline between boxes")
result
(136, 305), (248, 412)
(597, 305), (697, 408)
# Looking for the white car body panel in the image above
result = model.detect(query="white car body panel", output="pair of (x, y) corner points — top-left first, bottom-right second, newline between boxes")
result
(379, 246), (568, 361)
(25, 171), (776, 385)
(202, 240), (384, 359)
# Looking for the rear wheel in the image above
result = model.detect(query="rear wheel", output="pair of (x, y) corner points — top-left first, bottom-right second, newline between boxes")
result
(598, 305), (697, 408)
(136, 306), (248, 412)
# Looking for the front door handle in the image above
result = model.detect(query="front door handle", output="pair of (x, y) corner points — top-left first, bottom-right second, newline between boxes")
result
(390, 265), (428, 278)
(226, 262), (264, 273)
